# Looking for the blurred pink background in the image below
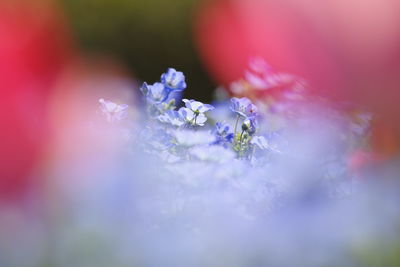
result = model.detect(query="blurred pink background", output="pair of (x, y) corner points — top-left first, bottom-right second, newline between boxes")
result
(195, 0), (400, 156)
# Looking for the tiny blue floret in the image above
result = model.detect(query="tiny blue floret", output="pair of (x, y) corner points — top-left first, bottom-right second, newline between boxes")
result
(161, 68), (187, 92)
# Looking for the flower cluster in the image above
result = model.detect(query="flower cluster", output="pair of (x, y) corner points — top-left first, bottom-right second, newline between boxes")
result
(34, 64), (394, 267)
(134, 69), (277, 163)
(98, 67), (372, 205)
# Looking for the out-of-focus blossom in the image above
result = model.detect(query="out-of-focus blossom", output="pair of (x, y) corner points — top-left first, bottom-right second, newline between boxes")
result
(99, 98), (128, 123)
(195, 0), (400, 157)
(251, 136), (269, 150)
(244, 57), (273, 90)
(213, 122), (234, 147)
(245, 58), (301, 91)
(143, 128), (174, 151)
(157, 110), (185, 127)
(161, 68), (187, 92)
(248, 57), (272, 74)
(140, 82), (169, 104)
(230, 97), (258, 118)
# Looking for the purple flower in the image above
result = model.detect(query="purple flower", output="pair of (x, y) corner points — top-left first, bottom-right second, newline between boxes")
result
(230, 97), (258, 118)
(161, 68), (187, 92)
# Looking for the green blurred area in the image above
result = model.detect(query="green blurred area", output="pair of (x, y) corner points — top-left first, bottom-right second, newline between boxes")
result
(61, 0), (214, 101)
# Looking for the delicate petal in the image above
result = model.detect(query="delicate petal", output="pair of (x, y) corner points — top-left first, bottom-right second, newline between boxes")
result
(248, 57), (271, 74)
(245, 71), (268, 89)
(98, 98), (129, 123)
(195, 114), (207, 126)
(99, 98), (117, 113)
(199, 104), (215, 113)
(161, 68), (187, 91)
(140, 82), (150, 96)
(213, 122), (234, 146)
(188, 100), (203, 111)
(178, 107), (195, 122)
(245, 103), (258, 117)
(181, 99), (213, 126)
(230, 97), (257, 118)
(142, 82), (169, 104)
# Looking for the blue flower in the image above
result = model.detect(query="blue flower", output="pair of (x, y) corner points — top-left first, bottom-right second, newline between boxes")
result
(140, 82), (169, 104)
(213, 122), (234, 146)
(161, 68), (187, 92)
(99, 98), (128, 123)
(230, 97), (258, 118)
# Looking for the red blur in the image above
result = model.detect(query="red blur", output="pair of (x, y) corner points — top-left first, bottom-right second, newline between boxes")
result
(195, 0), (400, 156)
(0, 0), (74, 200)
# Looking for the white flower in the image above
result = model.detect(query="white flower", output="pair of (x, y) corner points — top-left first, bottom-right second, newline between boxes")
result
(182, 99), (214, 113)
(179, 99), (214, 126)
(178, 107), (207, 126)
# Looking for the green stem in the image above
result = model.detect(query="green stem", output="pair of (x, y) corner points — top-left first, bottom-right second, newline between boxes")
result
(234, 115), (240, 135)
(190, 114), (198, 126)
(239, 130), (244, 149)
